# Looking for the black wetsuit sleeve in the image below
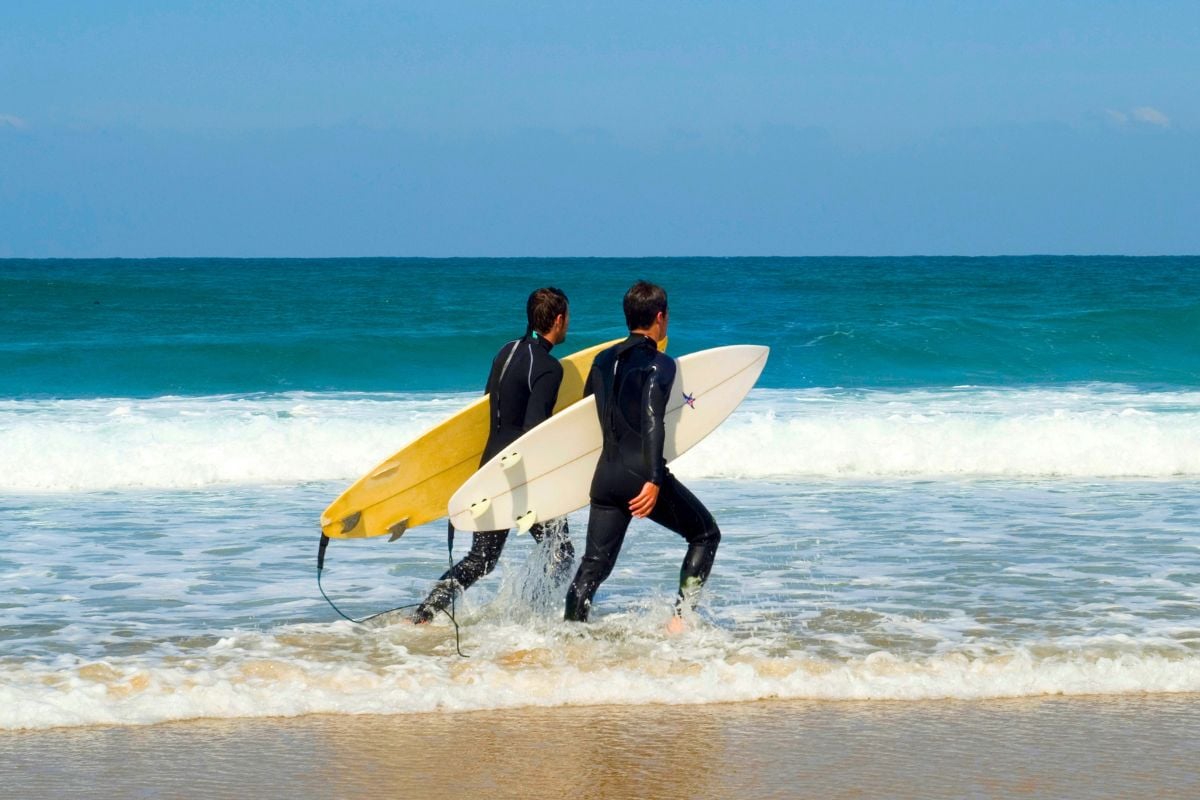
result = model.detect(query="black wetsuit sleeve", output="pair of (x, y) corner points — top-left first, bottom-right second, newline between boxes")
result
(642, 356), (675, 485)
(523, 361), (562, 430)
(583, 362), (597, 399)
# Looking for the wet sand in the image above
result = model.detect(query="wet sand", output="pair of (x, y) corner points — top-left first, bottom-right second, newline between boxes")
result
(3, 695), (1199, 799)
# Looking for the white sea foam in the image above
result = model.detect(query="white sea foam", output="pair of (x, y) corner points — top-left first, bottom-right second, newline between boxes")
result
(4, 618), (1200, 731)
(3, 387), (1200, 491)
(0, 392), (460, 492)
(673, 387), (1200, 480)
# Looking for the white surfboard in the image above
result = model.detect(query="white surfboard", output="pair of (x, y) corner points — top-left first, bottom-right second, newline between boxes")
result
(447, 344), (769, 532)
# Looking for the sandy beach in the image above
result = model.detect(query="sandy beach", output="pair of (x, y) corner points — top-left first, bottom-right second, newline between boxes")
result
(4, 694), (1199, 799)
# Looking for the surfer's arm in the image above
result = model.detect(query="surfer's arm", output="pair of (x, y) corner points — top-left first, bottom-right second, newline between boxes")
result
(640, 357), (674, 485)
(582, 363), (597, 399)
(523, 362), (562, 429)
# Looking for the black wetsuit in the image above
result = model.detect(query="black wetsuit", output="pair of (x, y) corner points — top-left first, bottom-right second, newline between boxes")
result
(564, 334), (720, 622)
(414, 335), (573, 622)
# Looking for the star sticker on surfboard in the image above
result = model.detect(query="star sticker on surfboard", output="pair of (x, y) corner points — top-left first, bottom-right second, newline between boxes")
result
(683, 392), (697, 409)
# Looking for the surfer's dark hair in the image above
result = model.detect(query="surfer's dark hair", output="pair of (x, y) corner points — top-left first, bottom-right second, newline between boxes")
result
(623, 281), (668, 330)
(527, 287), (568, 336)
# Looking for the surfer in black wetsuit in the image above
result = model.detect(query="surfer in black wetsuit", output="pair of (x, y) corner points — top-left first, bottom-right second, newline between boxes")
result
(412, 288), (574, 623)
(564, 281), (720, 629)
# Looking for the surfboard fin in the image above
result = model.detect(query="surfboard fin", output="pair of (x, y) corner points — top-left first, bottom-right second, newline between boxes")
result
(340, 511), (362, 536)
(498, 451), (522, 470)
(469, 498), (491, 519)
(515, 510), (537, 534)
(387, 518), (410, 542)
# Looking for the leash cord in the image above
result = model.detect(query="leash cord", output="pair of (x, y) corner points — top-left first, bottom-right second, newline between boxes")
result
(316, 533), (468, 657)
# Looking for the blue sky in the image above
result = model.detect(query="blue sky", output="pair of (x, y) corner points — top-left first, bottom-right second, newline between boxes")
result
(2, 1), (1197, 256)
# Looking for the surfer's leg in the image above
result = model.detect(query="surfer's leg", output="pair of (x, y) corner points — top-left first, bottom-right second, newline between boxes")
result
(564, 504), (630, 622)
(647, 474), (721, 612)
(412, 530), (509, 623)
(529, 517), (574, 581)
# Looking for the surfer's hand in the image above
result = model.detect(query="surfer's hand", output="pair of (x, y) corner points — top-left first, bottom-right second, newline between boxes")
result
(630, 482), (660, 518)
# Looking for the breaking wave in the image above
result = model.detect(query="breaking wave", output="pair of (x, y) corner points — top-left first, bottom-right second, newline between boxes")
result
(3, 386), (1200, 492)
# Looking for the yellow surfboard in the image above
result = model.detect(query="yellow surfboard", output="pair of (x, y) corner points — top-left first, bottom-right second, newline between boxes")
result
(320, 337), (663, 540)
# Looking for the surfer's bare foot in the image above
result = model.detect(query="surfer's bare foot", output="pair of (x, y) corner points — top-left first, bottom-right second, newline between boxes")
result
(665, 614), (687, 635)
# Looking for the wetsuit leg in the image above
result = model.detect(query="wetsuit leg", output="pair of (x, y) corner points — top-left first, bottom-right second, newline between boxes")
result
(528, 517), (574, 582)
(563, 503), (631, 621)
(646, 474), (721, 610)
(412, 529), (508, 623)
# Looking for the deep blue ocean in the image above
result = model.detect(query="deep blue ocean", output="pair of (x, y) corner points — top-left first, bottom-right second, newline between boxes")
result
(4, 256), (1198, 397)
(2, 257), (1199, 729)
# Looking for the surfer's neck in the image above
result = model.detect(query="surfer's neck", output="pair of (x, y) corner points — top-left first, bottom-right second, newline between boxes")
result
(630, 324), (666, 344)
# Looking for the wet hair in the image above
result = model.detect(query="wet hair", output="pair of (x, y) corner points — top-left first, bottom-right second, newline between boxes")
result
(526, 287), (568, 336)
(623, 281), (668, 330)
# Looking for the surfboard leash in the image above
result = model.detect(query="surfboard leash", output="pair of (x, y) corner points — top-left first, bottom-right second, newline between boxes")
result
(444, 521), (467, 658)
(316, 533), (468, 658)
(316, 534), (421, 623)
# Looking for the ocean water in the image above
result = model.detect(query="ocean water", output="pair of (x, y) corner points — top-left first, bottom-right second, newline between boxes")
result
(2, 256), (1199, 731)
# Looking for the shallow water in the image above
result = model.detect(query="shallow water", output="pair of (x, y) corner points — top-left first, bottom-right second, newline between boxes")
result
(4, 476), (1199, 730)
(3, 257), (1198, 731)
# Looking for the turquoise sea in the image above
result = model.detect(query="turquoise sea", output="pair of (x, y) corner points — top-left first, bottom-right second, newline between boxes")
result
(2, 257), (1199, 729)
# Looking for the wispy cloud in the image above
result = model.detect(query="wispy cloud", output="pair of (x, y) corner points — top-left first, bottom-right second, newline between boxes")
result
(1131, 106), (1170, 128)
(1103, 106), (1171, 129)
(0, 114), (28, 129)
